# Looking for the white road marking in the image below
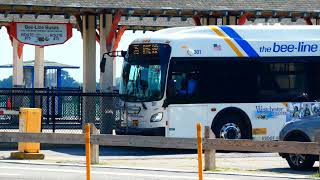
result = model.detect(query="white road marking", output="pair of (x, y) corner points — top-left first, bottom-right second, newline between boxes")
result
(0, 172), (21, 176)
(0, 166), (226, 180)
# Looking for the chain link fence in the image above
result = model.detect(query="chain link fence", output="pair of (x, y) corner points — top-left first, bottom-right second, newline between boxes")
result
(0, 88), (123, 134)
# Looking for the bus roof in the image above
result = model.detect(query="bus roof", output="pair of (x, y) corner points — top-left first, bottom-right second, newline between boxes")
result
(131, 25), (320, 58)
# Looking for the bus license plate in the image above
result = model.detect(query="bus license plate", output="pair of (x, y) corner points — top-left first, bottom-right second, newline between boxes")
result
(133, 120), (139, 126)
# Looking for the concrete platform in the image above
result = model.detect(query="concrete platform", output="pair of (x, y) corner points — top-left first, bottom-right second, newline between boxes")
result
(10, 152), (45, 160)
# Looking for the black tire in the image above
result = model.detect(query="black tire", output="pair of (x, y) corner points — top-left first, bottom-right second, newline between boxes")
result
(212, 113), (250, 139)
(285, 136), (315, 171)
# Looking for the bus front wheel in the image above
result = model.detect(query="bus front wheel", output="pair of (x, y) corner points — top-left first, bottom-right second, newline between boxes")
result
(212, 113), (250, 139)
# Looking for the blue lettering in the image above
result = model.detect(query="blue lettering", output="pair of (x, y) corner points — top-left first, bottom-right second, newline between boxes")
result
(271, 42), (318, 53)
(273, 43), (280, 52)
(311, 44), (318, 52)
(287, 45), (294, 52)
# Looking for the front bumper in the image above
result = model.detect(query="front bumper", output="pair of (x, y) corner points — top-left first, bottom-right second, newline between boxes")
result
(116, 127), (165, 136)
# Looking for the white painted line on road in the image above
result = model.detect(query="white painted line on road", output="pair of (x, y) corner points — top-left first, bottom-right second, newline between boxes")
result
(0, 166), (225, 180)
(0, 172), (21, 176)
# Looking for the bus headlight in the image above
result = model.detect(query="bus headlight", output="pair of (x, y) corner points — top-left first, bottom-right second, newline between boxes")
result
(150, 112), (163, 122)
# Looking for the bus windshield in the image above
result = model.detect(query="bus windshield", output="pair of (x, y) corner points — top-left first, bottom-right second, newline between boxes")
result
(120, 44), (171, 102)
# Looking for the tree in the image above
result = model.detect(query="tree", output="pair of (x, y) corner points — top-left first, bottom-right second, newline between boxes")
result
(61, 70), (81, 88)
(0, 76), (12, 88)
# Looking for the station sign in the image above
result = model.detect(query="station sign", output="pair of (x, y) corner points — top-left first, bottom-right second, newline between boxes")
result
(9, 22), (72, 46)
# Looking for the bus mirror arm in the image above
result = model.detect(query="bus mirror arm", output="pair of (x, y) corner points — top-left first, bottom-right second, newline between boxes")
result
(163, 99), (169, 108)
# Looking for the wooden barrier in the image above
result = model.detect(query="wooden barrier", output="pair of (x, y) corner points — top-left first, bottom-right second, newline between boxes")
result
(1, 124), (320, 173)
(204, 126), (215, 171)
(90, 125), (99, 164)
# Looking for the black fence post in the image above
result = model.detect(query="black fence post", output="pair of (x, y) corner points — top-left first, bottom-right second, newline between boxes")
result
(51, 89), (56, 133)
(40, 89), (43, 132)
(46, 87), (50, 125)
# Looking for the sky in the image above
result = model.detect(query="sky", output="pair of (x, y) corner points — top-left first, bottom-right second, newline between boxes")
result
(0, 27), (153, 82)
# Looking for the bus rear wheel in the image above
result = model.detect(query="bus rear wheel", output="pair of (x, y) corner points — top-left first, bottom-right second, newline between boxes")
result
(212, 113), (250, 139)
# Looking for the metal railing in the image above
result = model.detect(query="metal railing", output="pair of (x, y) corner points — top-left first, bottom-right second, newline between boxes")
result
(0, 88), (123, 133)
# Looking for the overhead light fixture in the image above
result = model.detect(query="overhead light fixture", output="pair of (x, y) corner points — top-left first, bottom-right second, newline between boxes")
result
(162, 10), (167, 15)
(64, 14), (70, 19)
(181, 16), (187, 21)
(255, 11), (262, 16)
(291, 17), (297, 22)
(153, 16), (158, 21)
(193, 10), (198, 16)
(127, 9), (134, 15)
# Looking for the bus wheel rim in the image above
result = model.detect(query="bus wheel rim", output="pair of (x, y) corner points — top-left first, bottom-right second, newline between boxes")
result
(220, 123), (241, 139)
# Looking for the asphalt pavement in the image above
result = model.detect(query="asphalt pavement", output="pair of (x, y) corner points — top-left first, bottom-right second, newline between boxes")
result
(0, 146), (319, 180)
(0, 161), (315, 180)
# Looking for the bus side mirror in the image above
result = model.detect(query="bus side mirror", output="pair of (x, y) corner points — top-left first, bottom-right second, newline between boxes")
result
(100, 54), (107, 73)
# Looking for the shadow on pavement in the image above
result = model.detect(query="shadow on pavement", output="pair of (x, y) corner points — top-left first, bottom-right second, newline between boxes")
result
(259, 167), (318, 176)
(41, 146), (197, 157)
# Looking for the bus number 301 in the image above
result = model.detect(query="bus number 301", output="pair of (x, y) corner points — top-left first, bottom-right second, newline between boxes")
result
(194, 50), (202, 54)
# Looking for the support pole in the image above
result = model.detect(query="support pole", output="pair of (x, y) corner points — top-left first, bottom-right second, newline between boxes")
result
(197, 123), (203, 180)
(223, 16), (237, 25)
(12, 39), (24, 87)
(83, 15), (97, 93)
(99, 14), (113, 92)
(201, 17), (217, 26)
(208, 17), (217, 25)
(34, 46), (44, 88)
(82, 15), (97, 127)
(99, 14), (115, 134)
(204, 126), (216, 170)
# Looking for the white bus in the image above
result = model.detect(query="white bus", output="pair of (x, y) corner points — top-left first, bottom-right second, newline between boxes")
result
(117, 25), (320, 140)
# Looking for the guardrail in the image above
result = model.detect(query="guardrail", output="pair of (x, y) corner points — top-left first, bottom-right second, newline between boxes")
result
(1, 123), (320, 179)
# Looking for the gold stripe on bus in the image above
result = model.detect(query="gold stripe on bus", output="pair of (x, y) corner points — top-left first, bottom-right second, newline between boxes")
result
(252, 128), (267, 135)
(209, 26), (244, 57)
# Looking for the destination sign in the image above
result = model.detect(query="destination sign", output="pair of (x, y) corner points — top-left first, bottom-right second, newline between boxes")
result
(130, 44), (159, 56)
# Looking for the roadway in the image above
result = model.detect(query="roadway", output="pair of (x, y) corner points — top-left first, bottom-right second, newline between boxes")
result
(0, 161), (313, 180)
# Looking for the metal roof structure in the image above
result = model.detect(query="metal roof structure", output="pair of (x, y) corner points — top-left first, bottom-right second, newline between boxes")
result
(0, 1), (319, 21)
(0, 60), (79, 69)
(0, 14), (195, 31)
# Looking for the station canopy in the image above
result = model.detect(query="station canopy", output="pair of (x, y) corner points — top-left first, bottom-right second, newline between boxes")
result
(0, 1), (319, 30)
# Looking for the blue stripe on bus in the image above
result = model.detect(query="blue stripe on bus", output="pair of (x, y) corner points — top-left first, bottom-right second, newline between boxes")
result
(220, 26), (260, 57)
